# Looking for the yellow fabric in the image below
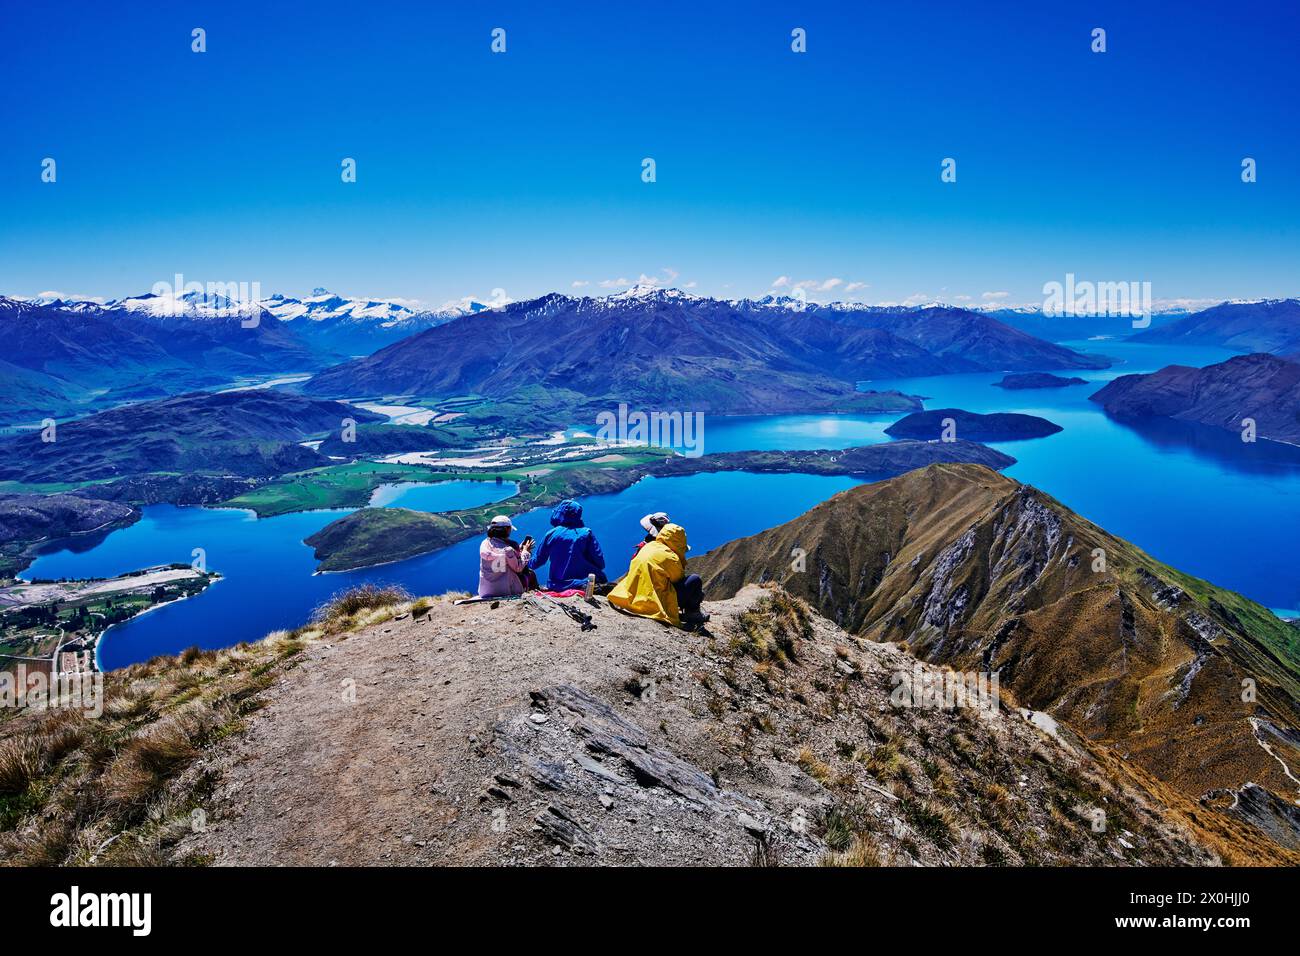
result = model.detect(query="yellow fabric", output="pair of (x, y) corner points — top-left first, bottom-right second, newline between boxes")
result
(608, 523), (688, 626)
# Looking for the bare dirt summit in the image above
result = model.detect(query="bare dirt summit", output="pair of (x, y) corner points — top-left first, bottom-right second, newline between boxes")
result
(139, 584), (1235, 868)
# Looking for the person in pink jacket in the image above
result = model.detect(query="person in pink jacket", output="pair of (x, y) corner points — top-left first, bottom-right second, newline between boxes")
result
(477, 515), (534, 598)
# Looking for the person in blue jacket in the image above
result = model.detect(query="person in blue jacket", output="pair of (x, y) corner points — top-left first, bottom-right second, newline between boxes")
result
(529, 499), (607, 591)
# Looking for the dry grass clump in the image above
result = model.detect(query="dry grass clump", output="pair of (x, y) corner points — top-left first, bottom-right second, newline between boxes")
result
(0, 737), (47, 797)
(311, 583), (412, 632)
(796, 746), (833, 784)
(733, 590), (812, 665)
(899, 797), (958, 849)
(820, 834), (886, 867)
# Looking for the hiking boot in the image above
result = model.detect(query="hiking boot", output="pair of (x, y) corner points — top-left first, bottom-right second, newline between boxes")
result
(681, 610), (710, 627)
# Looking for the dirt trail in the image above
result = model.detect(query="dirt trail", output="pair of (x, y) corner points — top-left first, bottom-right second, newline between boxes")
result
(182, 592), (732, 865)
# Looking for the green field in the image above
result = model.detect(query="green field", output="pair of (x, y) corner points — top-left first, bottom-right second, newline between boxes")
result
(221, 448), (674, 518)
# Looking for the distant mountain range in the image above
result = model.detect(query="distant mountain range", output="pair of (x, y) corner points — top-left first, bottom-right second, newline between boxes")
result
(1090, 353), (1300, 445)
(692, 462), (1300, 851)
(302, 286), (1110, 416)
(0, 295), (327, 423)
(258, 288), (493, 354)
(1131, 298), (1300, 355)
(9, 286), (1295, 427)
(0, 289), (494, 424)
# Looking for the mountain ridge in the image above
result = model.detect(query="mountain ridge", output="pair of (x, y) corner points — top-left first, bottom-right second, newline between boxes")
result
(691, 463), (1300, 850)
(302, 290), (1109, 415)
(1089, 353), (1300, 445)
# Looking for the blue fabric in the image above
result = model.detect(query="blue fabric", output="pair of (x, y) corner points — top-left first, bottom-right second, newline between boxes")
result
(529, 500), (607, 590)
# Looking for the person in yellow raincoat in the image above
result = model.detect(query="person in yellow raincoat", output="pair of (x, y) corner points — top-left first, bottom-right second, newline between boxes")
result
(607, 523), (709, 628)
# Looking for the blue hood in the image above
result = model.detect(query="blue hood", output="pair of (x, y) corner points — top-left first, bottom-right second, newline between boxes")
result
(550, 499), (584, 528)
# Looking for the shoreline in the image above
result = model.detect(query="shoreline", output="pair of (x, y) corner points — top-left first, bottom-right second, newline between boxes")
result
(93, 575), (222, 673)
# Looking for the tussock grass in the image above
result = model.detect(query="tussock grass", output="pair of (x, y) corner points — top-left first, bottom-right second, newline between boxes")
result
(796, 746), (833, 784)
(311, 583), (411, 632)
(0, 737), (46, 796)
(733, 590), (812, 665)
(0, 616), (322, 865)
(900, 797), (957, 849)
(819, 806), (855, 851)
(820, 835), (886, 867)
(860, 740), (907, 781)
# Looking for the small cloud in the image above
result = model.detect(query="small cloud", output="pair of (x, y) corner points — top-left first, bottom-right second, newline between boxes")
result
(791, 277), (845, 295)
(771, 275), (790, 288)
(954, 294), (972, 301)
(844, 282), (868, 293)
(598, 277), (631, 288)
(571, 280), (590, 288)
(982, 291), (1010, 300)
(683, 281), (697, 289)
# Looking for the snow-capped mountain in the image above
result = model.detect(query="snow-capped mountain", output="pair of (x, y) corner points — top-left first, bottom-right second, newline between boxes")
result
(253, 289), (503, 354)
(259, 288), (500, 325)
(109, 289), (266, 323)
(605, 283), (705, 303)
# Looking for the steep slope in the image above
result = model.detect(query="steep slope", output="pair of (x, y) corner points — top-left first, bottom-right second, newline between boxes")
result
(303, 289), (1106, 412)
(4, 585), (1256, 865)
(692, 464), (1300, 850)
(0, 391), (384, 483)
(1090, 353), (1300, 445)
(1131, 299), (1300, 355)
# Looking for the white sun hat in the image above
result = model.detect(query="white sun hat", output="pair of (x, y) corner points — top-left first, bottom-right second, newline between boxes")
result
(489, 515), (513, 529)
(640, 512), (670, 534)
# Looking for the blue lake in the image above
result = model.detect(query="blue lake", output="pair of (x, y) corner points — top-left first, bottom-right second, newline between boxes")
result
(367, 479), (518, 510)
(25, 473), (863, 669)
(23, 340), (1300, 668)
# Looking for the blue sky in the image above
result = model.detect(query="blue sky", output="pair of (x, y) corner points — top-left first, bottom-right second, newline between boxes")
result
(2, 0), (1298, 308)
